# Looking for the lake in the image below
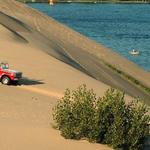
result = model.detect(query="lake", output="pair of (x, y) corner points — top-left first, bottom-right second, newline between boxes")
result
(29, 3), (150, 72)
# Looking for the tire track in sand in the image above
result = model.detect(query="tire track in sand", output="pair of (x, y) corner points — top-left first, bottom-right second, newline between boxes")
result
(18, 86), (63, 99)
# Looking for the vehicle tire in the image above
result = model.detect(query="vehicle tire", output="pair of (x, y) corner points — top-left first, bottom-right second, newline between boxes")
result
(1, 76), (11, 85)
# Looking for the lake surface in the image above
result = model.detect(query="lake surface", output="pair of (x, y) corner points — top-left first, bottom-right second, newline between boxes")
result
(29, 3), (150, 72)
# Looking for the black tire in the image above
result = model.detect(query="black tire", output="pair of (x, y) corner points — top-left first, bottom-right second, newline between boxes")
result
(1, 76), (11, 85)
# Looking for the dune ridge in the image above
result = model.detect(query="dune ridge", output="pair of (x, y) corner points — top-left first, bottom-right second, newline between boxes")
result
(0, 0), (150, 103)
(2, 0), (150, 86)
(0, 15), (113, 149)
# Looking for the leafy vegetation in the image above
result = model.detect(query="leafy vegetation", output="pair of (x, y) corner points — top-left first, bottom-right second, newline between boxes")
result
(105, 63), (150, 94)
(53, 85), (150, 150)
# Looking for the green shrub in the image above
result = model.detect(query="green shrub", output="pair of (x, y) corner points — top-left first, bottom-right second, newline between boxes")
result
(125, 101), (150, 150)
(53, 85), (99, 140)
(96, 89), (127, 147)
(53, 85), (150, 150)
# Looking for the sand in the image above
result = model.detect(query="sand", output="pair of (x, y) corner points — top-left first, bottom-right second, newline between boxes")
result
(0, 0), (150, 103)
(0, 17), (112, 150)
(0, 86), (113, 150)
(0, 0), (150, 149)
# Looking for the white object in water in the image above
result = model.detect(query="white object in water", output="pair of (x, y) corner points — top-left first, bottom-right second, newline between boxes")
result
(49, 0), (54, 5)
(49, 2), (53, 5)
(129, 49), (140, 55)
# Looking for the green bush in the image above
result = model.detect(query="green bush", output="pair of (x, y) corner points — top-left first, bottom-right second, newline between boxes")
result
(53, 85), (98, 140)
(53, 85), (150, 150)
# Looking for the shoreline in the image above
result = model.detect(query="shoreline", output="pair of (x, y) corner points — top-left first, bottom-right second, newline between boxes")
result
(28, 1), (150, 74)
(18, 1), (150, 4)
(24, 2), (150, 4)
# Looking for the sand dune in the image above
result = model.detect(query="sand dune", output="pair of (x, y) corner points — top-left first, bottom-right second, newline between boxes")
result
(0, 0), (150, 150)
(0, 23), (112, 150)
(0, 1), (150, 103)
(0, 86), (113, 150)
(2, 0), (149, 87)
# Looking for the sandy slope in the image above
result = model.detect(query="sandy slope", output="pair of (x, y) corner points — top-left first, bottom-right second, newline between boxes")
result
(0, 24), (109, 94)
(0, 23), (113, 150)
(0, 86), (112, 150)
(0, 1), (149, 150)
(0, 1), (150, 103)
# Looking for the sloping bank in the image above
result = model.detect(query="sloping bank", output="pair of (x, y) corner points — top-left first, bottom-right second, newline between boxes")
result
(0, 0), (150, 104)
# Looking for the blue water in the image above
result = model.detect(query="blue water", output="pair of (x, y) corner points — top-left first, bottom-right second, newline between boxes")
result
(29, 3), (150, 72)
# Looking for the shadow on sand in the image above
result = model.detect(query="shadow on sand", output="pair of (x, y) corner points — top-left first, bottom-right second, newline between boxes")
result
(12, 77), (45, 86)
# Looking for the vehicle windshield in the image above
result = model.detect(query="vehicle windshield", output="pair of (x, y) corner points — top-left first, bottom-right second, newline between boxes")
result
(0, 63), (9, 69)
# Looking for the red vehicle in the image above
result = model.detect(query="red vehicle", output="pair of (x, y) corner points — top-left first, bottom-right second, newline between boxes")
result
(0, 62), (22, 85)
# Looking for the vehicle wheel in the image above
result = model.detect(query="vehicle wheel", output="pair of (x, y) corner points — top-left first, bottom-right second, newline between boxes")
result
(1, 76), (11, 85)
